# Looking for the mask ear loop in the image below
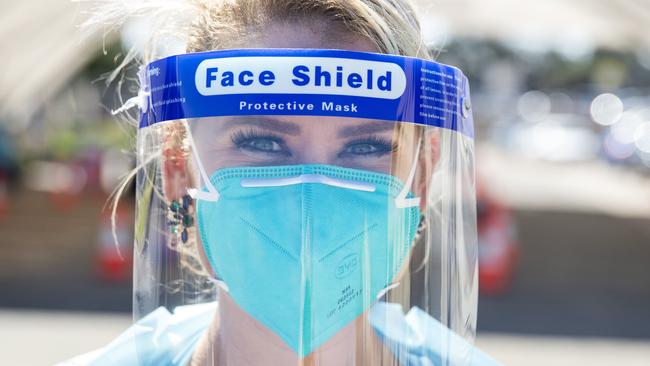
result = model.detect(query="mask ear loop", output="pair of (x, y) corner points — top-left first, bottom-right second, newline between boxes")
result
(185, 125), (220, 202)
(378, 135), (424, 299)
(394, 136), (422, 209)
(184, 125), (229, 289)
(207, 276), (230, 293)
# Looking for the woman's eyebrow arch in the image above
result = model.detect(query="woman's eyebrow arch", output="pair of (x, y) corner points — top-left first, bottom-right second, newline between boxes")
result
(337, 121), (395, 137)
(221, 118), (301, 135)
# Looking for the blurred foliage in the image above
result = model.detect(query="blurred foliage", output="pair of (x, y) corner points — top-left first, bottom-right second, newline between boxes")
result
(35, 41), (135, 162)
(47, 120), (130, 161)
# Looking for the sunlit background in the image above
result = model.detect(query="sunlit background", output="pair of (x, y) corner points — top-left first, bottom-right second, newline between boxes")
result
(0, 0), (649, 365)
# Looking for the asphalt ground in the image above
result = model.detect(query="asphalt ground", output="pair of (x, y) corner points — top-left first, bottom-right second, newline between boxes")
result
(1, 190), (649, 364)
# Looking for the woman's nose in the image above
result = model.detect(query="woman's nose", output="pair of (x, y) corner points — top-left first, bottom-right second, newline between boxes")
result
(297, 142), (334, 165)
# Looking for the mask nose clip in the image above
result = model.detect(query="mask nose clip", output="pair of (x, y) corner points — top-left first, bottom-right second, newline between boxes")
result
(240, 173), (376, 192)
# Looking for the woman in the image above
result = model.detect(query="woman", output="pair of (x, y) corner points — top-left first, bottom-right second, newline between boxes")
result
(64, 0), (497, 365)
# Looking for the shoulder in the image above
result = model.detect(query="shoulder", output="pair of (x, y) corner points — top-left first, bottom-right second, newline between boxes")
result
(57, 302), (218, 366)
(369, 302), (502, 366)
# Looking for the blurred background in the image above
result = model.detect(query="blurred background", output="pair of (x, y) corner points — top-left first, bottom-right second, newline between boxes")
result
(0, 0), (649, 365)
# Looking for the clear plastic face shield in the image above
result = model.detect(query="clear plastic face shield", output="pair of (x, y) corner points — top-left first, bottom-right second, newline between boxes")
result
(134, 49), (479, 365)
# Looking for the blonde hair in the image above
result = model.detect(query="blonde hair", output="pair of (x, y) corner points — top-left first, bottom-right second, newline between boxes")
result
(83, 0), (429, 87)
(187, 0), (429, 57)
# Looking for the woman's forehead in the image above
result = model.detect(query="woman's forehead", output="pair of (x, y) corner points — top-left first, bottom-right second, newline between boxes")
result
(195, 116), (413, 138)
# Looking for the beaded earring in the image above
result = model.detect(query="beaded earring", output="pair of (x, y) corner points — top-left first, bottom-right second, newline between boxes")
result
(168, 194), (195, 244)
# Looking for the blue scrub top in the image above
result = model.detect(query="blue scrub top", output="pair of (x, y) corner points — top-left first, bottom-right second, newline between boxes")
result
(58, 302), (500, 366)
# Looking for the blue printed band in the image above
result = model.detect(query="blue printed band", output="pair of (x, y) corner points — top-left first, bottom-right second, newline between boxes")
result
(139, 49), (474, 138)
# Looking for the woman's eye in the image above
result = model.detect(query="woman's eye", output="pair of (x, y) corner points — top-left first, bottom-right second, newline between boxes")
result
(346, 143), (380, 155)
(340, 138), (394, 157)
(243, 138), (283, 152)
(231, 130), (290, 156)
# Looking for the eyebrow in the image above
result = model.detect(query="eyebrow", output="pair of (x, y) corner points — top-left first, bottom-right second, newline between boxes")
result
(222, 117), (301, 135)
(337, 120), (395, 138)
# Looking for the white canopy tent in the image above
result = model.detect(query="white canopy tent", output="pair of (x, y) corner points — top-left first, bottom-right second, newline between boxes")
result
(416, 0), (650, 53)
(0, 1), (114, 125)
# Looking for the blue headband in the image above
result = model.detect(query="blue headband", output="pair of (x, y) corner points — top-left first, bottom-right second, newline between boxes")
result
(139, 48), (474, 138)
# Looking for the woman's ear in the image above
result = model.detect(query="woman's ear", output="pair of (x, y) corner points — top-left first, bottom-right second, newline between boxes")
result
(415, 129), (440, 212)
(161, 124), (192, 202)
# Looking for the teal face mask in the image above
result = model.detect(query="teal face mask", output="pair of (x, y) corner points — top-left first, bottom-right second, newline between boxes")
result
(196, 164), (420, 357)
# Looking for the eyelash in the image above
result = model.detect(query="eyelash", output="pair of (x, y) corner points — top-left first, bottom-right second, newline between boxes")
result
(231, 128), (289, 153)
